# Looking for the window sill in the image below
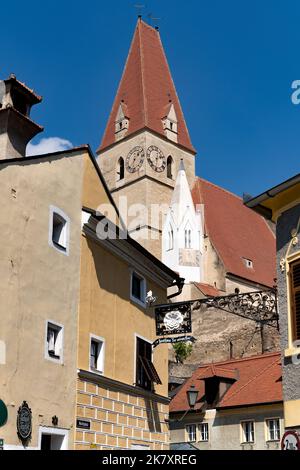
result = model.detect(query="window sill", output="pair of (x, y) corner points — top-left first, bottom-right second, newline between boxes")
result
(284, 346), (300, 358)
(89, 368), (104, 376)
(45, 355), (63, 364)
(130, 296), (146, 309)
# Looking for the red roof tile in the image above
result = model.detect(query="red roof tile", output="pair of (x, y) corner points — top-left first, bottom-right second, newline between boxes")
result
(194, 282), (221, 297)
(98, 19), (195, 153)
(192, 178), (276, 288)
(170, 352), (282, 412)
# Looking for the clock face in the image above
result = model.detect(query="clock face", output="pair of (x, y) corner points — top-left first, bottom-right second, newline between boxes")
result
(147, 146), (166, 173)
(125, 146), (145, 173)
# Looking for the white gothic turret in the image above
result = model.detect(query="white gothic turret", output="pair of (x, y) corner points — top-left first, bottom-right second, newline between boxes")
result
(162, 159), (203, 283)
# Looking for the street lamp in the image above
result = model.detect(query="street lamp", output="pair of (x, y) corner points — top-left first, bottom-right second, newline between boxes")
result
(186, 384), (198, 409)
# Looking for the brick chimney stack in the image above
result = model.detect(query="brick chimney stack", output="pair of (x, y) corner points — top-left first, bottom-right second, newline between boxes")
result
(0, 74), (43, 159)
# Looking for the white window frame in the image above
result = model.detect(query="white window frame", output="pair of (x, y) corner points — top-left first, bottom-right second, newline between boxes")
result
(265, 417), (281, 442)
(45, 320), (64, 364)
(240, 420), (255, 444)
(38, 426), (69, 450)
(186, 424), (197, 443)
(89, 334), (105, 375)
(199, 422), (209, 442)
(130, 270), (146, 308)
(49, 205), (70, 256)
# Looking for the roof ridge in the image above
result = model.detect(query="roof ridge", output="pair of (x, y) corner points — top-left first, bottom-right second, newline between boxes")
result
(221, 357), (280, 404)
(196, 351), (280, 369)
(138, 20), (148, 127)
(197, 176), (245, 201)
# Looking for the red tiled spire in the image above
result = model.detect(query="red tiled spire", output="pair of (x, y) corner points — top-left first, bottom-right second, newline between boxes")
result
(98, 19), (195, 153)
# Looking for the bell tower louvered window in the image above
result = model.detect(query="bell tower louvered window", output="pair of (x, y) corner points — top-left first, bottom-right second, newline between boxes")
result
(289, 259), (300, 342)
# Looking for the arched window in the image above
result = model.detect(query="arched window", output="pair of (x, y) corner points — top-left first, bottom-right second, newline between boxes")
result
(117, 157), (124, 180)
(167, 156), (173, 179)
(168, 226), (174, 250)
(185, 228), (192, 249)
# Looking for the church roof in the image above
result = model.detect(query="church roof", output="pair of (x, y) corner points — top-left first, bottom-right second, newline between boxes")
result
(98, 19), (195, 153)
(192, 178), (276, 288)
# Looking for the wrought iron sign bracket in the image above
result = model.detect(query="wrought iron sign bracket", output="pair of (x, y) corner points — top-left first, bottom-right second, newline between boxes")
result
(154, 288), (278, 337)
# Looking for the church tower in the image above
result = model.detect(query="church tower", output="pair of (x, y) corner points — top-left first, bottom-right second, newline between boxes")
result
(97, 18), (196, 259)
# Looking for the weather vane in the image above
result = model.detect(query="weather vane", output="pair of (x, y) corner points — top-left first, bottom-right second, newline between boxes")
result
(134, 4), (146, 17)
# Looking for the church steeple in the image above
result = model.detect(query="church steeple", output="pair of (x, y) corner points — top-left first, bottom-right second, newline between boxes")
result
(98, 19), (195, 154)
(98, 19), (197, 260)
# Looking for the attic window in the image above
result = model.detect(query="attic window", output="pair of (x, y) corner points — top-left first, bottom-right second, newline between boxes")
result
(243, 258), (253, 269)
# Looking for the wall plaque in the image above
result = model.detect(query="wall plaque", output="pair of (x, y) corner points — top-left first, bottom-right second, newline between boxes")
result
(17, 401), (32, 444)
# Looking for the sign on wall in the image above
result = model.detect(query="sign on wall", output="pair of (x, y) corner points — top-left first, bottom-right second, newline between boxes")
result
(17, 401), (32, 444)
(281, 430), (300, 450)
(155, 303), (192, 337)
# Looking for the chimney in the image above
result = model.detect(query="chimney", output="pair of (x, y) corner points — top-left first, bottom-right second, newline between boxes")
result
(0, 74), (43, 160)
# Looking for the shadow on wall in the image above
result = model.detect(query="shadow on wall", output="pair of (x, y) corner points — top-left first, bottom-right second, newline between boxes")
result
(144, 398), (161, 433)
(86, 236), (154, 319)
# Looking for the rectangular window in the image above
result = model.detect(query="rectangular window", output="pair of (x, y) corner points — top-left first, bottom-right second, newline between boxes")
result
(241, 421), (255, 443)
(49, 206), (70, 255)
(266, 418), (280, 441)
(186, 424), (197, 442)
(199, 423), (209, 441)
(46, 322), (63, 362)
(131, 271), (146, 306)
(90, 336), (105, 374)
(135, 337), (161, 391)
(289, 258), (300, 342)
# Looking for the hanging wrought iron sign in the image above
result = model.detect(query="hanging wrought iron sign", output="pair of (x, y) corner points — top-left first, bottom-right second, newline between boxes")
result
(17, 401), (32, 444)
(155, 302), (192, 336)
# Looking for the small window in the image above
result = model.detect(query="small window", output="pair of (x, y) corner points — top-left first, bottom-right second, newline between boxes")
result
(168, 226), (174, 250)
(46, 322), (63, 362)
(49, 206), (70, 255)
(243, 258), (253, 269)
(289, 258), (300, 341)
(90, 336), (105, 373)
(131, 271), (146, 306)
(136, 336), (161, 391)
(167, 156), (173, 179)
(266, 418), (280, 441)
(117, 157), (125, 181)
(185, 229), (192, 249)
(186, 424), (197, 443)
(241, 421), (255, 443)
(199, 423), (209, 442)
(170, 122), (173, 131)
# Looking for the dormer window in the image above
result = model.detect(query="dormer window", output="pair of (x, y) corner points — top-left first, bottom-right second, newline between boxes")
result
(243, 258), (253, 269)
(115, 103), (129, 141)
(162, 103), (178, 143)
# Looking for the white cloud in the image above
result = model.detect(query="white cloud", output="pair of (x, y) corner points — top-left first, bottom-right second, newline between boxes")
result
(26, 137), (73, 156)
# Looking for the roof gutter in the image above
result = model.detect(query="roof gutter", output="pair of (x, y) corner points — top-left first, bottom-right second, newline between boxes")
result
(244, 173), (300, 216)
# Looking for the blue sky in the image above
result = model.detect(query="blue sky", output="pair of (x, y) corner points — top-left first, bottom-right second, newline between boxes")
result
(1, 0), (299, 197)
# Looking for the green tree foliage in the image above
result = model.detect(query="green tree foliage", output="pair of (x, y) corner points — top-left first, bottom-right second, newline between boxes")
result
(173, 342), (193, 364)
